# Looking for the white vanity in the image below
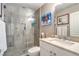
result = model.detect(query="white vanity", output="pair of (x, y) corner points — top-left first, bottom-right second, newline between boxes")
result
(40, 38), (79, 56)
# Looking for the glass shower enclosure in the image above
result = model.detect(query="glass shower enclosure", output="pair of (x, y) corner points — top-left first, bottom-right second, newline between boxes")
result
(3, 3), (34, 56)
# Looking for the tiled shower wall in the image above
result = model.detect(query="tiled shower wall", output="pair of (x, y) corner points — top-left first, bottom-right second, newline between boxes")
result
(4, 4), (34, 52)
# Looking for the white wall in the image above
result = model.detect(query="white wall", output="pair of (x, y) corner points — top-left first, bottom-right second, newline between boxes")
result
(40, 3), (55, 37)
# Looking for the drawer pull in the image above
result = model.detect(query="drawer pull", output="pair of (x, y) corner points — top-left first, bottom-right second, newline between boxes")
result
(53, 53), (56, 56)
(50, 51), (52, 53)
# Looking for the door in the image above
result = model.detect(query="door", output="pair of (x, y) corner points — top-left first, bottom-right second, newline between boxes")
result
(14, 24), (26, 50)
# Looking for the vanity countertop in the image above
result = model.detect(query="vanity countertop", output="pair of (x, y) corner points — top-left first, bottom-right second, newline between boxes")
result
(40, 37), (79, 55)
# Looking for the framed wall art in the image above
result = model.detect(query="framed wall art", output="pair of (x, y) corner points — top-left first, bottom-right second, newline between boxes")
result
(41, 12), (53, 26)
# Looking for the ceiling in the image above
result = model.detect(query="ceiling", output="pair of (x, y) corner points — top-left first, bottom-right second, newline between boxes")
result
(5, 3), (77, 13)
(18, 3), (44, 11)
(5, 3), (44, 11)
(55, 3), (78, 12)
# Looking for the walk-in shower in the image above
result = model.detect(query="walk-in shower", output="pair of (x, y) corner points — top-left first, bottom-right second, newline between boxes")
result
(3, 3), (35, 56)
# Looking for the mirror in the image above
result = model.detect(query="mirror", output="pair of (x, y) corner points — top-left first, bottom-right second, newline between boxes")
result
(70, 11), (79, 37)
(0, 3), (2, 17)
(57, 14), (69, 25)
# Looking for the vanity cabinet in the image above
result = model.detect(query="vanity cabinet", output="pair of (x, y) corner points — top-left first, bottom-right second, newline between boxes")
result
(40, 41), (78, 56)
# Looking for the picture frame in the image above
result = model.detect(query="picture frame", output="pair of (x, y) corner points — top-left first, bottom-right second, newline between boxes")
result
(41, 12), (53, 26)
(57, 14), (69, 25)
(0, 3), (2, 17)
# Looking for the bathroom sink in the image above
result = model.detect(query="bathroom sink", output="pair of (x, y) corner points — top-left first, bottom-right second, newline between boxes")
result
(48, 38), (59, 41)
(43, 37), (75, 46)
(64, 40), (75, 44)
(50, 39), (75, 46)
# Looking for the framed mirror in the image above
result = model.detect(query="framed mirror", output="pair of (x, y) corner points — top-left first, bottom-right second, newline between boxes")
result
(57, 14), (69, 25)
(70, 11), (79, 37)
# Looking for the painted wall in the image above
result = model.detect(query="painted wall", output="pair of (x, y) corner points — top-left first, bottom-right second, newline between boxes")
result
(40, 3), (55, 37)
(55, 4), (79, 42)
(34, 3), (55, 46)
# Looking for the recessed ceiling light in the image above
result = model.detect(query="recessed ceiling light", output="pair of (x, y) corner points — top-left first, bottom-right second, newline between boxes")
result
(54, 3), (63, 7)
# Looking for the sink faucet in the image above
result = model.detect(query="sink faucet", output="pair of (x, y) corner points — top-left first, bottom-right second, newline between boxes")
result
(41, 32), (46, 38)
(62, 36), (71, 41)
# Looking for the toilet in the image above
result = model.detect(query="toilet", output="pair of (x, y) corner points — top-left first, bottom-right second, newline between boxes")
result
(28, 46), (40, 56)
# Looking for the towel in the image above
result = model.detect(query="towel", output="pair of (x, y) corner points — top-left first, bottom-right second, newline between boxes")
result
(0, 20), (7, 56)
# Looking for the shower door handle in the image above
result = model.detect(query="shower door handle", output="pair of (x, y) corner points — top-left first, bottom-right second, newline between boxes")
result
(0, 49), (1, 53)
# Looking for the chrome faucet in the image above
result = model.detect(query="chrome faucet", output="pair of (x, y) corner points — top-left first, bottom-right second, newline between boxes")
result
(61, 36), (71, 41)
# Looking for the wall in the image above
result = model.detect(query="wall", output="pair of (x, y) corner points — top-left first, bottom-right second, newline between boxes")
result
(34, 3), (55, 46)
(40, 3), (55, 37)
(55, 4), (79, 42)
(34, 8), (40, 46)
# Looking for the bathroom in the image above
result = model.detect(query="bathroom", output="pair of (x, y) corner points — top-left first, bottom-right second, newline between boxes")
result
(1, 3), (79, 56)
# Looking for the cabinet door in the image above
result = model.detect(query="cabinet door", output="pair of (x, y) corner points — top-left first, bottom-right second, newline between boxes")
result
(40, 47), (52, 56)
(54, 47), (77, 56)
(40, 40), (78, 56)
(40, 41), (55, 56)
